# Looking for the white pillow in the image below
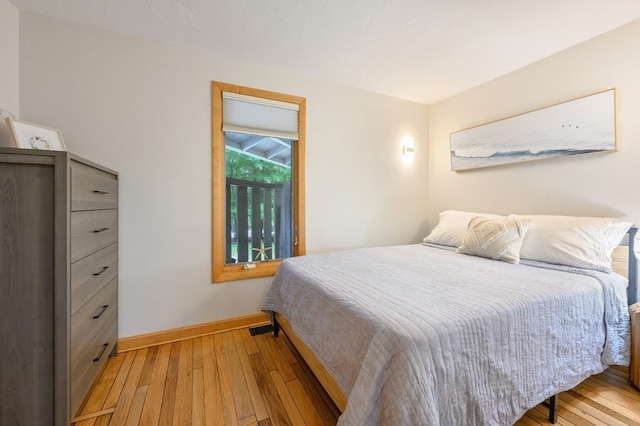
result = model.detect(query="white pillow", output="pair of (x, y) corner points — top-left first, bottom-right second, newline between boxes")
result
(424, 210), (506, 247)
(508, 214), (633, 272)
(457, 216), (531, 264)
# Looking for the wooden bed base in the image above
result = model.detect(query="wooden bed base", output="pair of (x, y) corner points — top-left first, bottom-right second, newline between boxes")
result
(271, 227), (639, 424)
(273, 312), (347, 411)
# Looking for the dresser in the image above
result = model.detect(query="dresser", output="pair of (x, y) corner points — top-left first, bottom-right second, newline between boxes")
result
(0, 147), (118, 425)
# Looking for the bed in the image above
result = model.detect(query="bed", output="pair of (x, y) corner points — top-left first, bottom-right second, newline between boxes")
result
(261, 212), (638, 425)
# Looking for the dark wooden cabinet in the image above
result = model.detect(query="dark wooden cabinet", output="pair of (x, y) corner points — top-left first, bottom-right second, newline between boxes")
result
(0, 148), (118, 425)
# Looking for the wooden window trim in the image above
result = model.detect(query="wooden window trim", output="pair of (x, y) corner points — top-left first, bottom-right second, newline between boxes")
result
(211, 81), (306, 283)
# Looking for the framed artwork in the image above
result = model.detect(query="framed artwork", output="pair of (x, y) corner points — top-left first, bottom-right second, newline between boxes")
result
(450, 89), (616, 171)
(5, 117), (67, 151)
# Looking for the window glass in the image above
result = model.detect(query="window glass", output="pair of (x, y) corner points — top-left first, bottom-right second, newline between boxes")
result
(224, 135), (293, 264)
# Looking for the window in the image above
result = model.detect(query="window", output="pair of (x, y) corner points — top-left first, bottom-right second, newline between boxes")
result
(212, 82), (306, 282)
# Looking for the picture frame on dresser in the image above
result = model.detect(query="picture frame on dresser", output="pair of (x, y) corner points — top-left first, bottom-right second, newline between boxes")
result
(5, 117), (67, 151)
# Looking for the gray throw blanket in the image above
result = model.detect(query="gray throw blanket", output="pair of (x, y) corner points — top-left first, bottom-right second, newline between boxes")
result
(262, 244), (630, 425)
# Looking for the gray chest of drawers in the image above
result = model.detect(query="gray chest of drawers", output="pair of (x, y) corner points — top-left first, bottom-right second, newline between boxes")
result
(0, 147), (118, 425)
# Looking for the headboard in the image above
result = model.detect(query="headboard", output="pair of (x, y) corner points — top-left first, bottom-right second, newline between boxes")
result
(612, 227), (638, 305)
(628, 227), (638, 305)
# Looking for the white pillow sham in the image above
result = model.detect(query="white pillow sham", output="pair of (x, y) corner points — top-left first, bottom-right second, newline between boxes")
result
(508, 214), (633, 272)
(424, 210), (506, 248)
(457, 216), (531, 264)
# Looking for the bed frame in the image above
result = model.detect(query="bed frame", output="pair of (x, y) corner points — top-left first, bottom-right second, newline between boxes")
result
(627, 227), (639, 304)
(271, 227), (639, 423)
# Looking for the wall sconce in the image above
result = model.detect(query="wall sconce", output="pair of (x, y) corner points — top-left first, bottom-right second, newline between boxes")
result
(402, 136), (415, 164)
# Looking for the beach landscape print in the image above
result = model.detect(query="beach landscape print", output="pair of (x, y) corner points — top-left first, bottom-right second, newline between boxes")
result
(450, 89), (616, 171)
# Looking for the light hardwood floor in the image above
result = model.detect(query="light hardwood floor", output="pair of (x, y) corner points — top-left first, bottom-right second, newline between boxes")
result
(74, 327), (640, 425)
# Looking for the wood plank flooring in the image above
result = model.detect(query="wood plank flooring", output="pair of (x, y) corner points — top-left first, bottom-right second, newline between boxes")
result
(74, 327), (640, 425)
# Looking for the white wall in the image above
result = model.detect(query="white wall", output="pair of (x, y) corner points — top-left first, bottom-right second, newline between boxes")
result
(0, 0), (19, 146)
(428, 19), (640, 229)
(19, 13), (429, 337)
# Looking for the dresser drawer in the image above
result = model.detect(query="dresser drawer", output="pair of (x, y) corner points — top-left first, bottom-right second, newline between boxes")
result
(70, 278), (118, 413)
(71, 161), (118, 211)
(71, 278), (117, 363)
(70, 320), (117, 415)
(71, 243), (118, 315)
(71, 210), (118, 263)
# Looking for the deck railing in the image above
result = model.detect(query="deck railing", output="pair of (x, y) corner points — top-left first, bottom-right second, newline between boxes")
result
(225, 177), (291, 263)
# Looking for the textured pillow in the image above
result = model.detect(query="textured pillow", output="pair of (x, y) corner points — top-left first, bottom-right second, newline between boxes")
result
(424, 210), (506, 247)
(456, 216), (531, 264)
(508, 214), (633, 272)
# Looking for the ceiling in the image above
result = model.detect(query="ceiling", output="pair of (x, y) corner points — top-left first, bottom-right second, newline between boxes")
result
(10, 0), (640, 104)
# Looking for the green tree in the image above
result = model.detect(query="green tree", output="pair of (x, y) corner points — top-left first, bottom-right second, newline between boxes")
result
(225, 149), (290, 183)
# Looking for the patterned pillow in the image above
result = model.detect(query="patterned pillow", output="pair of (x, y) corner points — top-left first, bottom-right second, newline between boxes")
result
(423, 210), (506, 247)
(456, 217), (531, 264)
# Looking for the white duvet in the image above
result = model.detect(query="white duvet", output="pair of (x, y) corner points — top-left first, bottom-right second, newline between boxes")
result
(262, 244), (630, 425)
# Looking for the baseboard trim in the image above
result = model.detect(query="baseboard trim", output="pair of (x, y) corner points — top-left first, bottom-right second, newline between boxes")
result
(117, 312), (270, 353)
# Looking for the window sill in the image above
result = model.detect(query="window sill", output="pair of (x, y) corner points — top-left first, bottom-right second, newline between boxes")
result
(212, 260), (281, 283)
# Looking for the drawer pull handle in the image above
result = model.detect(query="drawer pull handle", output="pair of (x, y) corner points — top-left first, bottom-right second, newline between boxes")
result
(93, 343), (109, 362)
(93, 190), (110, 195)
(93, 266), (109, 276)
(93, 304), (109, 319)
(93, 227), (109, 233)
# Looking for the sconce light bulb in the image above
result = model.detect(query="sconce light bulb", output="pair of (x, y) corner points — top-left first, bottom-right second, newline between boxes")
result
(402, 136), (415, 164)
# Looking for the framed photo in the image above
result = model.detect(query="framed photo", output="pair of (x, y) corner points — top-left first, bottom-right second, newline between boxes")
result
(5, 117), (67, 151)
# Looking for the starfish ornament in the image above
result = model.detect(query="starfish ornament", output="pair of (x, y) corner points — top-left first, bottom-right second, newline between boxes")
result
(252, 240), (273, 261)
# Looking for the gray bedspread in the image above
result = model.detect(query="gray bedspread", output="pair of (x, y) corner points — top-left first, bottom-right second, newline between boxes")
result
(261, 244), (631, 425)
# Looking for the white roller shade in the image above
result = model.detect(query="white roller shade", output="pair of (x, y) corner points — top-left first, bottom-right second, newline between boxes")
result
(222, 92), (299, 140)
